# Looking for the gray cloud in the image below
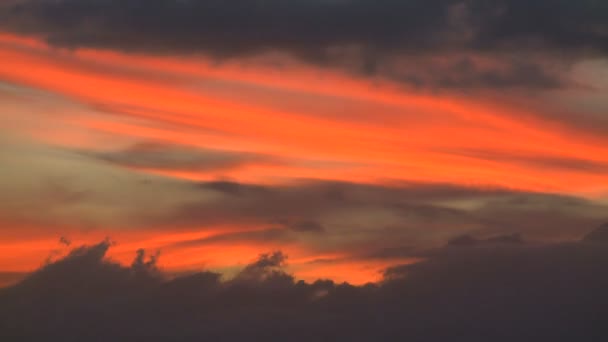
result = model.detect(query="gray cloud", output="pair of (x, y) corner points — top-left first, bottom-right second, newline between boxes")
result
(1, 0), (606, 89)
(168, 180), (608, 250)
(90, 141), (278, 172)
(0, 272), (27, 288)
(288, 220), (325, 233)
(582, 223), (608, 243)
(4, 229), (608, 340)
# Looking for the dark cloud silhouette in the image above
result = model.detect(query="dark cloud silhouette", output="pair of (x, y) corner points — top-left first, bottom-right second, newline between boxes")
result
(0, 272), (26, 288)
(2, 0), (606, 56)
(582, 223), (608, 243)
(1, 0), (606, 89)
(3, 225), (608, 340)
(59, 236), (71, 246)
(232, 251), (289, 283)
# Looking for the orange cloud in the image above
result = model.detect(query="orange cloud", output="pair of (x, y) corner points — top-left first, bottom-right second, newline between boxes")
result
(2, 32), (608, 284)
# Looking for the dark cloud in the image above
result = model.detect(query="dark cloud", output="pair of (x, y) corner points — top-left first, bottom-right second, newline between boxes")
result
(447, 232), (524, 246)
(289, 220), (325, 233)
(165, 180), (608, 249)
(2, 0), (606, 56)
(3, 227), (608, 340)
(59, 236), (71, 246)
(582, 223), (608, 243)
(1, 0), (606, 89)
(232, 251), (289, 283)
(90, 141), (277, 172)
(0, 272), (27, 288)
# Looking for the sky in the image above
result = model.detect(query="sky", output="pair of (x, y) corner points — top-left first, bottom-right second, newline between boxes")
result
(1, 0), (608, 291)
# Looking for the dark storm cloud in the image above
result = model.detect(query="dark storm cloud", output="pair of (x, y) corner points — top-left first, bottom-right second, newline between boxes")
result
(90, 141), (277, 172)
(1, 0), (606, 88)
(2, 0), (606, 56)
(3, 226), (608, 341)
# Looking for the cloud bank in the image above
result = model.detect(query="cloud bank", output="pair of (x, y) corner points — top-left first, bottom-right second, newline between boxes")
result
(3, 225), (608, 340)
(2, 0), (607, 89)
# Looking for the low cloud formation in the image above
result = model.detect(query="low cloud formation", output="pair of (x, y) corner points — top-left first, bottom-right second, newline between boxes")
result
(1, 0), (606, 89)
(3, 225), (608, 340)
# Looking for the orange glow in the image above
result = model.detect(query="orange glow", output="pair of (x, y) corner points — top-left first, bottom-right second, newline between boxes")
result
(2, 32), (608, 284)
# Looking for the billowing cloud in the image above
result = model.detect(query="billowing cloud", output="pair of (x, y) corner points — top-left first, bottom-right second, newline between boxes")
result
(3, 227), (608, 340)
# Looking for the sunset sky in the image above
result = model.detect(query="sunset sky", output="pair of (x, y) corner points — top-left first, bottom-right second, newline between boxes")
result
(1, 0), (608, 287)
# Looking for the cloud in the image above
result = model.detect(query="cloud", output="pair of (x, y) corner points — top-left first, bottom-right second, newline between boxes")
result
(288, 220), (325, 233)
(89, 141), (278, 172)
(232, 251), (290, 283)
(446, 232), (524, 246)
(1, 0), (605, 89)
(168, 180), (608, 250)
(2, 0), (606, 56)
(2, 139), (606, 257)
(3, 227), (608, 340)
(0, 272), (27, 288)
(1, 134), (606, 259)
(582, 223), (608, 243)
(444, 148), (608, 174)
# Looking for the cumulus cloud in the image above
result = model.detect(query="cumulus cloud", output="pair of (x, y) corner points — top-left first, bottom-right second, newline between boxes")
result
(1, 0), (606, 89)
(3, 226), (608, 340)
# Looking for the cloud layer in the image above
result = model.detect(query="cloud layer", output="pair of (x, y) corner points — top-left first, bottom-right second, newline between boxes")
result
(3, 227), (608, 340)
(2, 0), (607, 88)
(1, 0), (608, 289)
